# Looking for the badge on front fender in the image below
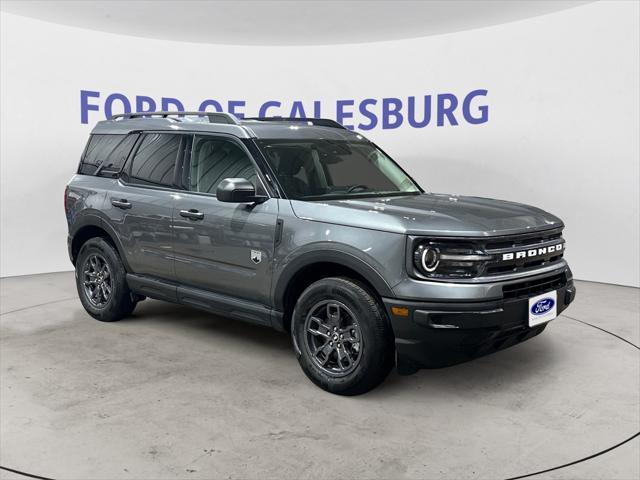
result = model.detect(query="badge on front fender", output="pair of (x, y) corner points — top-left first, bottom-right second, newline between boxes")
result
(251, 249), (262, 264)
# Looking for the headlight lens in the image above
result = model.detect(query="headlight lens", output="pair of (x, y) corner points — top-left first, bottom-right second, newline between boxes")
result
(412, 240), (489, 279)
(414, 245), (440, 272)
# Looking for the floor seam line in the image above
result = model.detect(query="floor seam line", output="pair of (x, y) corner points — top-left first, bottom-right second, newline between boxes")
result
(0, 297), (78, 316)
(504, 432), (640, 480)
(561, 314), (640, 350)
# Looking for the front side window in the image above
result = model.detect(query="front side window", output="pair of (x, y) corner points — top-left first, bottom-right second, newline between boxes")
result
(129, 133), (182, 187)
(188, 136), (257, 195)
(256, 139), (421, 200)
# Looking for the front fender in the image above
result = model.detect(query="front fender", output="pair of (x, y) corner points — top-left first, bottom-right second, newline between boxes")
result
(271, 243), (396, 312)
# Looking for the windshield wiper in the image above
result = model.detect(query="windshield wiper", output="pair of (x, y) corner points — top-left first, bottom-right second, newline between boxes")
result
(300, 190), (421, 201)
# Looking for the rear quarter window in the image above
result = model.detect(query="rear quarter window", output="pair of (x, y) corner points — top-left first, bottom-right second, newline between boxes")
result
(79, 134), (139, 176)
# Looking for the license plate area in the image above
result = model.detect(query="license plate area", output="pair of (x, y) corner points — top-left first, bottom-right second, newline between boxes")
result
(528, 290), (557, 327)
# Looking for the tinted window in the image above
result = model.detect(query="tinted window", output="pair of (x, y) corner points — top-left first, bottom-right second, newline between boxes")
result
(79, 134), (139, 176)
(80, 134), (128, 175)
(323, 147), (398, 189)
(189, 136), (256, 194)
(101, 134), (139, 175)
(129, 133), (182, 187)
(257, 140), (420, 200)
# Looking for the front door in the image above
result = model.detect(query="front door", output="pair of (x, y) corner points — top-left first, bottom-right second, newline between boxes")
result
(172, 134), (278, 306)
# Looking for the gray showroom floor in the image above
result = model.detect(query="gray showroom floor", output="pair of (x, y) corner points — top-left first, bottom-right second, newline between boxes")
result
(1, 272), (638, 480)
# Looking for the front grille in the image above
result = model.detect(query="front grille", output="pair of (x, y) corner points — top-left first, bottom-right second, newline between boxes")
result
(502, 272), (567, 300)
(408, 227), (566, 281)
(483, 228), (565, 276)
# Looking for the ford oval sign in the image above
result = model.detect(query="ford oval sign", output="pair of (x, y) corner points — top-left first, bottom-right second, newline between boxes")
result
(530, 298), (555, 316)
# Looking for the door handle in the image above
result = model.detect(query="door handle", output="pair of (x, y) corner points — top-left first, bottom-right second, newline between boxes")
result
(111, 198), (132, 209)
(180, 209), (204, 220)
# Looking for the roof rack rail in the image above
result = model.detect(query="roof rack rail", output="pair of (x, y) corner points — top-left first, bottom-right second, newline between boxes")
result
(110, 111), (241, 125)
(244, 117), (346, 130)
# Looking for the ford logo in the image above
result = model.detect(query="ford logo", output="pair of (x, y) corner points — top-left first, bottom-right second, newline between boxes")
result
(531, 298), (555, 316)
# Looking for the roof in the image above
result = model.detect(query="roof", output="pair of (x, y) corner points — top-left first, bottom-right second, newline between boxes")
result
(91, 112), (363, 141)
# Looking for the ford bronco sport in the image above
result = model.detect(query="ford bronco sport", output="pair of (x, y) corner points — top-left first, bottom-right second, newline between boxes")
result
(65, 112), (576, 395)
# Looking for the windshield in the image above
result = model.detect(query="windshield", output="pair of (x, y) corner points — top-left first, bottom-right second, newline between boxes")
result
(256, 139), (421, 200)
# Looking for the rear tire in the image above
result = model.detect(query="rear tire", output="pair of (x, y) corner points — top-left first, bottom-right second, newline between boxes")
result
(292, 277), (395, 396)
(75, 238), (136, 322)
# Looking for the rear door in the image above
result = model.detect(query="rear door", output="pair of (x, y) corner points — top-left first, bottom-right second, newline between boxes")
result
(109, 132), (188, 281)
(172, 134), (279, 306)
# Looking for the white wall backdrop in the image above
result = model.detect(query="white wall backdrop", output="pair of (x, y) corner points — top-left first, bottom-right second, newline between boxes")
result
(1, 1), (639, 286)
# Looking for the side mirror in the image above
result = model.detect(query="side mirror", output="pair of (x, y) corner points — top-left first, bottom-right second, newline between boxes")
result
(216, 178), (267, 203)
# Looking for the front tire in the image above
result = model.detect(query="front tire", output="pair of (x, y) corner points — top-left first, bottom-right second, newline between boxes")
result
(292, 277), (394, 395)
(75, 237), (136, 322)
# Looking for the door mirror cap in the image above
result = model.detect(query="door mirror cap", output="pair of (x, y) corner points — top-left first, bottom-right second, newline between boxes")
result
(216, 178), (267, 203)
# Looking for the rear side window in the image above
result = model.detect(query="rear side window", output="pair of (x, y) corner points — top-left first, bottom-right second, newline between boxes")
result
(79, 134), (138, 176)
(128, 133), (183, 187)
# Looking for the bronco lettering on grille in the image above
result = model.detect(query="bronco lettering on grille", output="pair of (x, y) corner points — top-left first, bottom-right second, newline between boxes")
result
(501, 243), (563, 261)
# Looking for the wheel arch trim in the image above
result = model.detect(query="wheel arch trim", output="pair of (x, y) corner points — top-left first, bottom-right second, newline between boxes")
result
(69, 212), (132, 272)
(272, 248), (395, 312)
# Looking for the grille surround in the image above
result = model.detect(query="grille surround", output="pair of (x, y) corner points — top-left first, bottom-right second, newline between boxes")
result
(408, 227), (566, 282)
(483, 228), (565, 276)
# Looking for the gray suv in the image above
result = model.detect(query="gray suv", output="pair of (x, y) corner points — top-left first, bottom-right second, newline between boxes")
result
(65, 112), (576, 395)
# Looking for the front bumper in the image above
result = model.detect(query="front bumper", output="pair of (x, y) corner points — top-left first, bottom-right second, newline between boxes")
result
(383, 273), (576, 373)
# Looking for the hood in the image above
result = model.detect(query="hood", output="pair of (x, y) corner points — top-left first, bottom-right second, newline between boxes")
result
(289, 193), (563, 237)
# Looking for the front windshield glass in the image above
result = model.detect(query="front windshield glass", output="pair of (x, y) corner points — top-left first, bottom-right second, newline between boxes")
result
(257, 139), (421, 200)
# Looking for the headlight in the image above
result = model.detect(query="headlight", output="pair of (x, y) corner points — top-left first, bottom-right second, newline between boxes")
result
(414, 245), (440, 272)
(411, 239), (490, 279)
